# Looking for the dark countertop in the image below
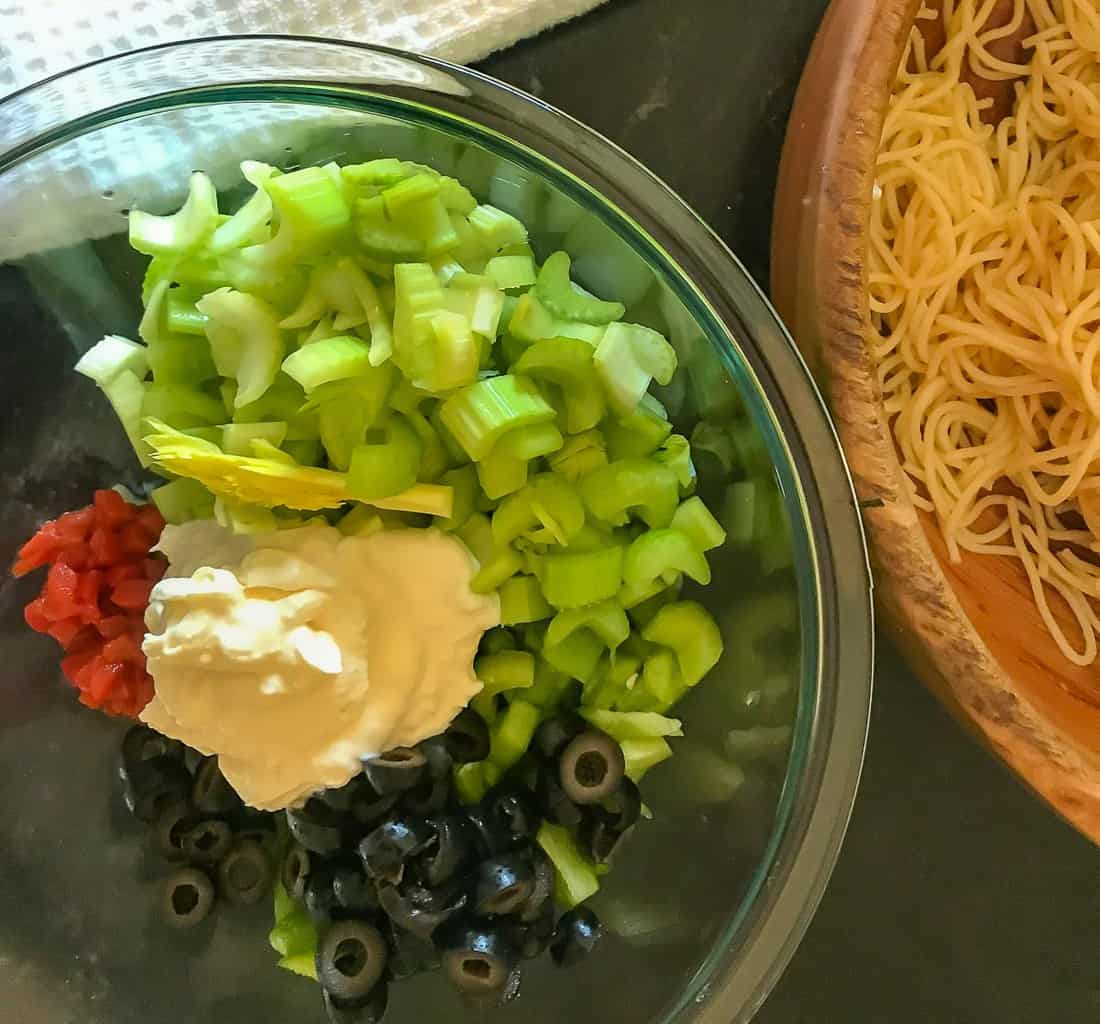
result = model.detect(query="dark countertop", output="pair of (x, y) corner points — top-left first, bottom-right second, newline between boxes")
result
(481, 2), (1100, 1021)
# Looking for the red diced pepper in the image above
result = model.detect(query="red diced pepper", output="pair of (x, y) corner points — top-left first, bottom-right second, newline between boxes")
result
(144, 557), (168, 582)
(55, 506), (97, 541)
(47, 616), (86, 648)
(42, 562), (80, 621)
(93, 489), (133, 530)
(95, 615), (132, 639)
(134, 504), (165, 537)
(23, 596), (50, 633)
(55, 546), (90, 572)
(61, 647), (98, 686)
(88, 527), (125, 568)
(101, 632), (143, 666)
(13, 534), (60, 577)
(74, 570), (104, 622)
(105, 562), (144, 586)
(119, 521), (155, 560)
(110, 578), (155, 612)
(88, 661), (126, 702)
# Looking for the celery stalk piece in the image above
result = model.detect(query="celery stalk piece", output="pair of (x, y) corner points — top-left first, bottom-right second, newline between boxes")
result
(215, 496), (280, 535)
(580, 458), (680, 529)
(488, 699), (541, 772)
(496, 421), (563, 461)
(405, 409), (450, 482)
(477, 447), (529, 500)
(506, 292), (606, 346)
(512, 338), (606, 434)
(458, 512), (496, 565)
(347, 415), (422, 500)
(583, 651), (642, 710)
(642, 601), (723, 687)
(439, 375), (556, 461)
(151, 478), (216, 524)
(278, 269), (327, 330)
(74, 335), (148, 386)
(580, 709), (683, 742)
(141, 383), (226, 429)
(476, 650), (536, 695)
(142, 417), (451, 515)
(221, 421), (287, 456)
(209, 161), (278, 253)
(437, 465), (479, 531)
(485, 253), (538, 291)
(534, 251), (625, 324)
(542, 627), (607, 684)
(138, 278), (171, 347)
(538, 823), (599, 909)
(654, 434), (697, 492)
(164, 292), (210, 336)
(196, 288), (285, 408)
(338, 503), (386, 537)
(129, 171), (219, 256)
(312, 368), (395, 472)
(439, 176), (478, 214)
(618, 574), (674, 610)
(637, 648), (686, 711)
(470, 547), (525, 595)
(545, 599), (630, 651)
(146, 334), (219, 387)
(430, 310), (480, 391)
(492, 474), (585, 547)
(602, 407), (672, 462)
(100, 370), (152, 467)
(621, 737), (673, 782)
(623, 529), (711, 588)
(281, 335), (373, 393)
(393, 263), (448, 389)
(498, 575), (553, 625)
(593, 322), (678, 414)
(453, 762), (488, 805)
(240, 166), (351, 268)
(538, 545), (624, 610)
(444, 284), (506, 341)
(671, 496), (727, 551)
(468, 204), (528, 252)
(548, 429), (608, 482)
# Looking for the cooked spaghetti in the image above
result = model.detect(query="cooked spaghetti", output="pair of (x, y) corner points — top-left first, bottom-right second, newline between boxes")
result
(869, 0), (1100, 665)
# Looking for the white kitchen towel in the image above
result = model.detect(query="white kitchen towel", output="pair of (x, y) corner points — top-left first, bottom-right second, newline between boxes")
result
(0, 0), (608, 261)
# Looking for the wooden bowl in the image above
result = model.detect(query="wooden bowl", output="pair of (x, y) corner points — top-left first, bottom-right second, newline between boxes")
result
(770, 0), (1100, 841)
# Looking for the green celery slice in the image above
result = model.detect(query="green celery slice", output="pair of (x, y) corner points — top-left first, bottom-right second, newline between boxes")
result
(621, 737), (672, 782)
(476, 447), (529, 500)
(468, 204), (528, 252)
(486, 253), (537, 290)
(548, 429), (608, 482)
(347, 415), (422, 500)
(593, 322), (678, 414)
(393, 262), (447, 389)
(129, 171), (218, 256)
(74, 335), (148, 386)
(498, 575), (553, 625)
(580, 708), (683, 742)
(439, 374), (555, 461)
(101, 370), (152, 467)
(151, 478), (216, 524)
(507, 292), (605, 345)
(492, 474), (585, 547)
(429, 310), (480, 391)
(512, 338), (606, 434)
(241, 166), (351, 267)
(654, 434), (697, 491)
(141, 383), (226, 428)
(538, 546), (624, 610)
(671, 496), (727, 551)
(545, 599), (630, 651)
(338, 503), (386, 537)
(196, 288), (285, 407)
(580, 458), (679, 528)
(537, 823), (599, 909)
(437, 465), (479, 531)
(209, 161), (278, 253)
(488, 699), (540, 772)
(496, 421), (563, 461)
(534, 251), (625, 324)
(222, 421), (287, 456)
(642, 601), (724, 687)
(602, 406), (672, 461)
(476, 650), (536, 695)
(470, 547), (525, 595)
(281, 335), (372, 393)
(622, 529), (711, 588)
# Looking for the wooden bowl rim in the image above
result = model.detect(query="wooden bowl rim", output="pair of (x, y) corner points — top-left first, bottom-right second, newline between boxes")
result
(771, 0), (1100, 842)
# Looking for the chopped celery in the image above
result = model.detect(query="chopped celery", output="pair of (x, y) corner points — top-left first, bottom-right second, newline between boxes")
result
(146, 333), (218, 386)
(129, 171), (218, 256)
(312, 367), (394, 471)
(583, 651), (642, 710)
(496, 421), (563, 461)
(477, 447), (529, 500)
(512, 339), (606, 434)
(141, 383), (225, 428)
(439, 374), (555, 461)
(488, 699), (540, 772)
(548, 429), (608, 481)
(522, 657), (574, 710)
(444, 283), (505, 340)
(457, 512), (495, 565)
(338, 503), (385, 537)
(538, 823), (599, 909)
(579, 709), (683, 742)
(507, 292), (606, 345)
(639, 648), (686, 710)
(209, 160), (278, 253)
(545, 600), (629, 651)
(642, 601), (723, 687)
(284, 439), (324, 466)
(476, 650), (536, 695)
(653, 435), (696, 492)
(498, 575), (553, 625)
(593, 322), (677, 414)
(242, 166), (351, 267)
(486, 253), (537, 291)
(603, 407), (672, 461)
(215, 496), (279, 535)
(392, 263), (448, 389)
(440, 176), (478, 214)
(74, 335), (148, 386)
(722, 480), (757, 546)
(621, 737), (673, 782)
(222, 421), (287, 456)
(281, 335), (373, 393)
(438, 465), (479, 530)
(492, 475), (585, 547)
(164, 292), (209, 336)
(470, 547), (525, 595)
(196, 288), (285, 408)
(429, 310), (480, 390)
(542, 628), (604, 684)
(468, 204), (528, 252)
(151, 477), (215, 523)
(453, 762), (488, 805)
(671, 496), (726, 551)
(347, 415), (422, 500)
(622, 529), (711, 588)
(534, 251), (625, 324)
(580, 459), (679, 529)
(538, 545), (624, 609)
(481, 627), (518, 655)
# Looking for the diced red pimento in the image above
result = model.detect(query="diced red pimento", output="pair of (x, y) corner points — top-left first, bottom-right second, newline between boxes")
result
(15, 490), (163, 719)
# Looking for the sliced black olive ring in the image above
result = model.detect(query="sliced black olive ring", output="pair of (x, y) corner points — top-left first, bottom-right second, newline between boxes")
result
(162, 867), (215, 928)
(316, 919), (389, 1003)
(558, 730), (625, 805)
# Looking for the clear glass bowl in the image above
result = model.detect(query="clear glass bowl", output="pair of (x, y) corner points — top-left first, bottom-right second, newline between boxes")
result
(0, 38), (872, 1024)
